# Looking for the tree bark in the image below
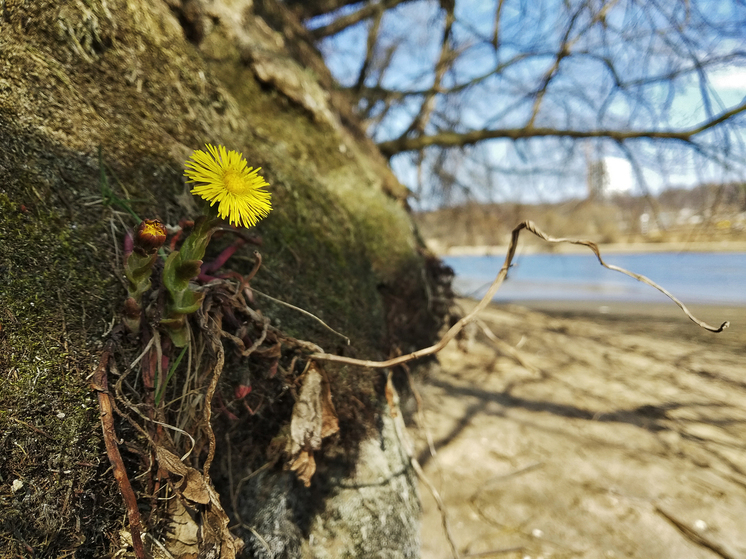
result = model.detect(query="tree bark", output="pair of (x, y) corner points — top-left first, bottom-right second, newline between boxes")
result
(0, 1), (444, 556)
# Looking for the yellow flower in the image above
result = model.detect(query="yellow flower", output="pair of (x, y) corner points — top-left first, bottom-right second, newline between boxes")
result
(184, 144), (272, 228)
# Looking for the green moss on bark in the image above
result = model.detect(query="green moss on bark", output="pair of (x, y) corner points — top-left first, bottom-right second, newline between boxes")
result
(0, 190), (123, 556)
(0, 1), (446, 555)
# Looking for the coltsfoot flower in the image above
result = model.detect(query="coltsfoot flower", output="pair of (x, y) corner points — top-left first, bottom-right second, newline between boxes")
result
(184, 144), (272, 228)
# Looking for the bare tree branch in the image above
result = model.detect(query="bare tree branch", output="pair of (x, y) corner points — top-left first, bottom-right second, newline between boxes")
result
(526, 0), (621, 128)
(377, 98), (746, 156)
(285, 0), (367, 20)
(310, 0), (412, 39)
(312, 0), (746, 203)
(525, 2), (584, 128)
(398, 1), (456, 139)
(354, 3), (384, 91)
(491, 0), (505, 50)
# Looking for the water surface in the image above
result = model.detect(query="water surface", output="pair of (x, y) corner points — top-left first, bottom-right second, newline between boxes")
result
(443, 252), (746, 305)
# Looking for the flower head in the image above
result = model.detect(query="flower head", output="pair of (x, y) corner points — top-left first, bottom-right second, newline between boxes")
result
(184, 144), (272, 228)
(134, 219), (167, 254)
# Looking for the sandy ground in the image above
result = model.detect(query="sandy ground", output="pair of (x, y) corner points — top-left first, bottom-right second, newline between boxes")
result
(414, 299), (746, 559)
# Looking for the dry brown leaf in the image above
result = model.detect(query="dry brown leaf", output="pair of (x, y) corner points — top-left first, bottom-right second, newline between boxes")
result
(165, 499), (199, 559)
(155, 447), (211, 505)
(199, 484), (242, 559)
(287, 362), (339, 486)
(155, 446), (244, 557)
(290, 450), (316, 488)
(155, 446), (188, 477)
(181, 468), (211, 505)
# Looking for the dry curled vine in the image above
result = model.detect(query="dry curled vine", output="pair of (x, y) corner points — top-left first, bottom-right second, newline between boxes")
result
(309, 220), (728, 369)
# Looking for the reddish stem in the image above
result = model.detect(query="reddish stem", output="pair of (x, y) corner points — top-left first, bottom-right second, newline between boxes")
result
(92, 344), (146, 559)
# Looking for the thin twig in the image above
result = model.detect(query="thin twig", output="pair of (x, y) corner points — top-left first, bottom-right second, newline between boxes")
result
(411, 458), (460, 559)
(476, 319), (539, 375)
(463, 548), (524, 558)
(310, 220), (728, 368)
(129, 335), (156, 369)
(655, 505), (737, 559)
(309, 0), (410, 39)
(274, 330), (325, 354)
(244, 250), (263, 283)
(386, 372), (461, 559)
(243, 525), (271, 555)
(144, 532), (176, 559)
(231, 460), (275, 528)
(91, 341), (146, 559)
(252, 289), (350, 344)
(11, 417), (54, 440)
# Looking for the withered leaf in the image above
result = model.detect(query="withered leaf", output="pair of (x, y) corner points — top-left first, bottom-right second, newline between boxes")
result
(287, 362), (339, 486)
(165, 498), (199, 558)
(155, 447), (210, 504)
(156, 447), (244, 557)
(254, 340), (282, 359)
(290, 450), (316, 488)
(181, 468), (211, 505)
(156, 446), (188, 477)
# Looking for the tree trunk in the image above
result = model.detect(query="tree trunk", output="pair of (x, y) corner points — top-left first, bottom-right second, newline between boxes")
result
(0, 2), (446, 557)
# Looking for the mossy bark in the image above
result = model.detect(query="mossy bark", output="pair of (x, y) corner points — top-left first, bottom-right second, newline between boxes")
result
(0, 1), (445, 557)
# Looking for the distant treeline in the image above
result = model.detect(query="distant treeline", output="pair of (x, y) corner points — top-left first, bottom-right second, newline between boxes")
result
(415, 183), (746, 249)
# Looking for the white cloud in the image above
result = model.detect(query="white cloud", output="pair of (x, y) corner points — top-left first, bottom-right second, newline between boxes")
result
(710, 68), (746, 91)
(604, 157), (634, 194)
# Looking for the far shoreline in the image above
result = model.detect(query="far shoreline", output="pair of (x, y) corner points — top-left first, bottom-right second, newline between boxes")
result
(476, 298), (746, 336)
(432, 240), (746, 257)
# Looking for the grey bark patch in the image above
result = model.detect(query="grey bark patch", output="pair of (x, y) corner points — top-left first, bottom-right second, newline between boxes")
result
(236, 408), (419, 559)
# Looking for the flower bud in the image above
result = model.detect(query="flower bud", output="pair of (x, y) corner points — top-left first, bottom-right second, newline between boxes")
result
(134, 219), (167, 254)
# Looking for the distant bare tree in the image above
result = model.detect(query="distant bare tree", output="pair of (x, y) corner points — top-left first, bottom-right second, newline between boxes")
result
(294, 0), (746, 207)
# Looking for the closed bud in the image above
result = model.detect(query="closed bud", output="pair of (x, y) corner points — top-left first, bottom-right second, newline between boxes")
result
(134, 219), (167, 254)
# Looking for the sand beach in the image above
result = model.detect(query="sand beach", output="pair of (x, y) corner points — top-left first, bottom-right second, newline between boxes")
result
(415, 298), (746, 559)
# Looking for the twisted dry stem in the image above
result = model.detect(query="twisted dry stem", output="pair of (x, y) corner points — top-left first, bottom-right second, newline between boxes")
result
(310, 220), (729, 369)
(201, 314), (226, 478)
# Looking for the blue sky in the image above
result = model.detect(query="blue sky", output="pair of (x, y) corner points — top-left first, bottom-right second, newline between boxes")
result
(310, 0), (746, 207)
